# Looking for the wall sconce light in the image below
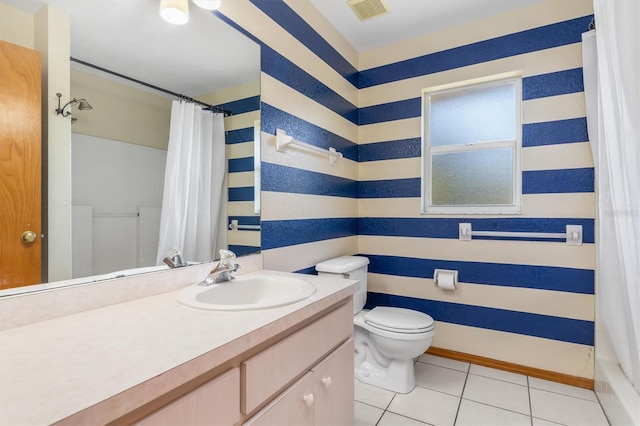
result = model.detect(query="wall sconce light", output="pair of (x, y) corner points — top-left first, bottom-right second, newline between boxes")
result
(160, 0), (190, 25)
(55, 93), (93, 120)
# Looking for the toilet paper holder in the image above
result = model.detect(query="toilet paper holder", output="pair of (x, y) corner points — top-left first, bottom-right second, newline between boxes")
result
(433, 269), (458, 290)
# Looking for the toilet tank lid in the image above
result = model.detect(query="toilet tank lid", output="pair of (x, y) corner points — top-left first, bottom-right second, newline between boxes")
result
(315, 256), (369, 273)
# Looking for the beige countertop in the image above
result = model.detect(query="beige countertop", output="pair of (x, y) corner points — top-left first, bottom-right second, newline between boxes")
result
(0, 269), (356, 425)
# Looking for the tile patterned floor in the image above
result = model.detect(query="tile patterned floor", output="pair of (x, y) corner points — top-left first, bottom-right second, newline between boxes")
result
(355, 354), (609, 426)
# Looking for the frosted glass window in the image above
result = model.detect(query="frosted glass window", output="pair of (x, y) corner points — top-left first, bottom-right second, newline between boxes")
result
(421, 75), (522, 214)
(430, 83), (516, 147)
(432, 148), (513, 205)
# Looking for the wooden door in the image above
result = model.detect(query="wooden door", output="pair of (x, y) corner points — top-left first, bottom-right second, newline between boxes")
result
(0, 40), (42, 289)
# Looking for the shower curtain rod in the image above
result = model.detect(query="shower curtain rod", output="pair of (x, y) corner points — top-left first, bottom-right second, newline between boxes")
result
(70, 57), (232, 116)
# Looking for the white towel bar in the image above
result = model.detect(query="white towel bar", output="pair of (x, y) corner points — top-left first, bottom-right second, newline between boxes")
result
(229, 219), (261, 231)
(93, 212), (139, 218)
(459, 223), (583, 245)
(275, 128), (343, 166)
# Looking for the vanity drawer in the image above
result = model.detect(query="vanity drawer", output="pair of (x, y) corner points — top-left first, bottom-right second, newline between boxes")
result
(136, 367), (239, 425)
(241, 302), (353, 414)
(243, 372), (315, 426)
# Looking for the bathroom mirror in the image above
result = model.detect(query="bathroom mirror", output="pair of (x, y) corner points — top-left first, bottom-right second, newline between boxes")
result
(0, 0), (261, 293)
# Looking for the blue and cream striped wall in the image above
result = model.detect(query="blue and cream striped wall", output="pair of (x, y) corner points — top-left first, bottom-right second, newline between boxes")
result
(199, 82), (261, 256)
(219, 0), (595, 380)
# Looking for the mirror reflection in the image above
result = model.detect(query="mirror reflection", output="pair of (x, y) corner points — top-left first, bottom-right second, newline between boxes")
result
(0, 0), (261, 292)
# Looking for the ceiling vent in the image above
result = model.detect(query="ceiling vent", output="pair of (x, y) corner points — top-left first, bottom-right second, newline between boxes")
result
(347, 0), (390, 21)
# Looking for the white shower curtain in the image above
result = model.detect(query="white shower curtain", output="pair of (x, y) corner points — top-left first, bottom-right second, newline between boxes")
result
(582, 0), (640, 391)
(156, 100), (227, 265)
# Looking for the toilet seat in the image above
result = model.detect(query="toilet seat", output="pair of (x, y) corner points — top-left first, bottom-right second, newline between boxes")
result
(355, 307), (435, 342)
(364, 307), (434, 334)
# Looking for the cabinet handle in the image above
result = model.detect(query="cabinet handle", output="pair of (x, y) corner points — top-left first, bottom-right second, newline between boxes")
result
(303, 393), (314, 407)
(321, 377), (332, 388)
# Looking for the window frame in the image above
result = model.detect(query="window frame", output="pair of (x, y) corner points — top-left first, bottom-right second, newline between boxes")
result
(420, 72), (523, 215)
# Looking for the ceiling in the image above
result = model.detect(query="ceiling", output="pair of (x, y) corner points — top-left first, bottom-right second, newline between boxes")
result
(3, 0), (546, 95)
(2, 0), (260, 97)
(310, 0), (547, 52)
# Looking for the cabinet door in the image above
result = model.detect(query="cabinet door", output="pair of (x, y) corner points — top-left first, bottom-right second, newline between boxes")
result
(243, 372), (314, 426)
(241, 302), (352, 414)
(312, 339), (354, 426)
(137, 368), (240, 426)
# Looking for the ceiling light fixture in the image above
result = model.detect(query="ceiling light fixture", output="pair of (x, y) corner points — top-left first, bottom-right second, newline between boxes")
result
(192, 0), (221, 10)
(160, 0), (189, 25)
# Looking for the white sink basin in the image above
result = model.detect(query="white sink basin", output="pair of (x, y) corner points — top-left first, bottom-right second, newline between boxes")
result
(176, 273), (316, 311)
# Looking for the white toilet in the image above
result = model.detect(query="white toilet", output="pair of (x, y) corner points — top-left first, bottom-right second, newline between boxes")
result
(316, 255), (435, 393)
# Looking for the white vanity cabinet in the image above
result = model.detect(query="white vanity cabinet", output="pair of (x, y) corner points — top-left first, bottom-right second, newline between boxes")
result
(136, 368), (240, 425)
(241, 301), (354, 425)
(134, 300), (354, 426)
(310, 338), (355, 425)
(244, 339), (354, 426)
(241, 302), (353, 415)
(243, 372), (315, 425)
(0, 267), (358, 426)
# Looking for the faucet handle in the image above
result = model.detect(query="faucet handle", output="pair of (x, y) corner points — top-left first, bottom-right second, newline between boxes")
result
(166, 247), (187, 267)
(163, 247), (187, 268)
(219, 249), (236, 260)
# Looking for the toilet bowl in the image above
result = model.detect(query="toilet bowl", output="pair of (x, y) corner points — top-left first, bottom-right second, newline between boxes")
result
(316, 256), (435, 393)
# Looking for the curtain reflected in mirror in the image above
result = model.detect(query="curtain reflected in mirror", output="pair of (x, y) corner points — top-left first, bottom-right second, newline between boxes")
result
(156, 102), (227, 265)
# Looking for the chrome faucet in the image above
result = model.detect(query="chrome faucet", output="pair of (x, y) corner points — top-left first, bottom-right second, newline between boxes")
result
(163, 247), (188, 268)
(199, 250), (239, 286)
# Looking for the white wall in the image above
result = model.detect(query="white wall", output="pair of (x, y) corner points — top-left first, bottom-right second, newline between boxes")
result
(219, 0), (599, 382)
(71, 134), (166, 276)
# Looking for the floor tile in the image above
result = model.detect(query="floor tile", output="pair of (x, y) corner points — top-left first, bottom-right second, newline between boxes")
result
(378, 411), (430, 426)
(532, 417), (566, 425)
(415, 362), (467, 397)
(353, 361), (610, 426)
(529, 376), (598, 402)
(355, 378), (396, 410)
(456, 399), (531, 426)
(417, 354), (470, 372)
(388, 385), (460, 426)
(462, 373), (530, 415)
(530, 388), (609, 426)
(354, 401), (384, 426)
(469, 364), (527, 385)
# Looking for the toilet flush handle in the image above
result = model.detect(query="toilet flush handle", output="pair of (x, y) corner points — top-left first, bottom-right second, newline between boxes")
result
(341, 273), (350, 279)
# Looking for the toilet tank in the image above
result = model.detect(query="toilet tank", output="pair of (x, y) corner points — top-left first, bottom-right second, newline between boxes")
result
(315, 256), (369, 314)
